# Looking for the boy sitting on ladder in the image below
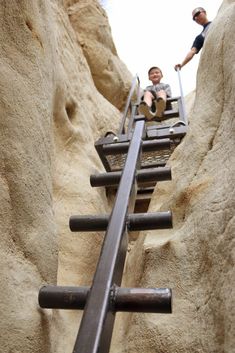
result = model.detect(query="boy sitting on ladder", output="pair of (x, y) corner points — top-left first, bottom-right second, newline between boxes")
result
(139, 66), (172, 121)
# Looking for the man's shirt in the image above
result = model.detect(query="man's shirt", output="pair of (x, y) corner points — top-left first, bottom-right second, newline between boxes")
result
(192, 22), (212, 53)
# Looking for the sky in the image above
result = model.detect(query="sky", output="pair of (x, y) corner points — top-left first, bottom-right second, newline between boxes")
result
(100, 0), (223, 96)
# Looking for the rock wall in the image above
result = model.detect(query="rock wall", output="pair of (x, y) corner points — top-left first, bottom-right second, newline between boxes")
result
(111, 1), (235, 353)
(0, 1), (132, 352)
(66, 0), (132, 110)
(0, 0), (234, 353)
(0, 2), (58, 352)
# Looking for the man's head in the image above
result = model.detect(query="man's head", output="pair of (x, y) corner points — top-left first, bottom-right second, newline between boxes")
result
(148, 66), (163, 84)
(192, 7), (208, 25)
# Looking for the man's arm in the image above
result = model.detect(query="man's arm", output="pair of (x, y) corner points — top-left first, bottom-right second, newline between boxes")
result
(174, 47), (198, 70)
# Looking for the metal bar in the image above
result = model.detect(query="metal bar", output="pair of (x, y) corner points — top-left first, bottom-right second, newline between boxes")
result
(38, 286), (171, 314)
(97, 134), (130, 146)
(162, 109), (179, 118)
(140, 162), (167, 168)
(137, 187), (155, 194)
(90, 166), (171, 187)
(137, 167), (171, 182)
(70, 215), (109, 231)
(73, 120), (145, 353)
(176, 68), (187, 125)
(135, 110), (179, 123)
(95, 141), (111, 172)
(127, 104), (137, 133)
(39, 285), (89, 309)
(102, 138), (171, 155)
(118, 75), (140, 135)
(167, 96), (180, 102)
(101, 141), (130, 155)
(177, 97), (185, 122)
(114, 287), (172, 313)
(69, 211), (172, 232)
(90, 171), (121, 187)
(147, 125), (187, 140)
(142, 139), (171, 152)
(128, 211), (172, 231)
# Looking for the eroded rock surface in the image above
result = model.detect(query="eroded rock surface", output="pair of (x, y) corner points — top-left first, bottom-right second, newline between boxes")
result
(111, 2), (235, 353)
(0, 1), (131, 352)
(66, 0), (133, 110)
(0, 1), (234, 353)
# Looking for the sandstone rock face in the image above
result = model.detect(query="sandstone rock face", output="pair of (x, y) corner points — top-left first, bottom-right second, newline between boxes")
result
(66, 0), (133, 110)
(0, 1), (130, 352)
(0, 2), (58, 352)
(0, 1), (234, 353)
(111, 2), (235, 353)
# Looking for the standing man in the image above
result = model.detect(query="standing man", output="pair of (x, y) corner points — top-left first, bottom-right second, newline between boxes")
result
(174, 7), (211, 70)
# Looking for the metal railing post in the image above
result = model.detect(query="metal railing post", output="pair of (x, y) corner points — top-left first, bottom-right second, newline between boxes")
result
(118, 75), (140, 134)
(176, 68), (187, 125)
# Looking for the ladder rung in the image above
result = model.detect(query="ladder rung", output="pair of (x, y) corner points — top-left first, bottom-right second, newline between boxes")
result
(102, 138), (171, 155)
(128, 212), (173, 230)
(167, 96), (180, 102)
(147, 125), (187, 139)
(138, 167), (171, 183)
(161, 109), (179, 118)
(90, 166), (171, 187)
(39, 286), (172, 313)
(69, 211), (172, 232)
(39, 285), (88, 309)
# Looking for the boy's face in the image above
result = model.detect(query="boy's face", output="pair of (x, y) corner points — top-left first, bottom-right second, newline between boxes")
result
(148, 68), (162, 84)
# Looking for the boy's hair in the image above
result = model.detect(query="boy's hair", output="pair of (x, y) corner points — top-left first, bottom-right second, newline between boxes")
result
(148, 66), (163, 76)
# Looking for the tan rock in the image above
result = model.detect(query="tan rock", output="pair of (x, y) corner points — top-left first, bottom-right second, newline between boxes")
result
(111, 2), (235, 353)
(67, 0), (133, 110)
(0, 0), (234, 353)
(0, 1), (58, 352)
(0, 0), (125, 352)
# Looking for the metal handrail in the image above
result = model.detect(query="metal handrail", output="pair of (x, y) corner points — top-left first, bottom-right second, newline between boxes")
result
(118, 74), (141, 134)
(176, 68), (187, 125)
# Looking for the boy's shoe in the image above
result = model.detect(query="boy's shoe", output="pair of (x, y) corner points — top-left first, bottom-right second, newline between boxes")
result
(155, 97), (166, 118)
(138, 102), (155, 120)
